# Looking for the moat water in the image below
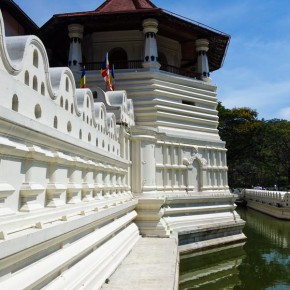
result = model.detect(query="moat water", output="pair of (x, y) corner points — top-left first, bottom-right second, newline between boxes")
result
(179, 207), (290, 290)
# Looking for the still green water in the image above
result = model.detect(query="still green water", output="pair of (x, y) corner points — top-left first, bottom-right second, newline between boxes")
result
(179, 207), (290, 290)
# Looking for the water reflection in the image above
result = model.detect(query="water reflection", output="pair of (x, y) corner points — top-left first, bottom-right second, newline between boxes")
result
(242, 207), (290, 249)
(179, 208), (290, 289)
(179, 244), (245, 289)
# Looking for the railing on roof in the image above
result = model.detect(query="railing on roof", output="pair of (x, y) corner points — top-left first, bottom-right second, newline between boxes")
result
(82, 60), (201, 79)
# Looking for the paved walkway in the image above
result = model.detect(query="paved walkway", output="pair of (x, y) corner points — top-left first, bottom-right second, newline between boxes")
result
(101, 237), (179, 290)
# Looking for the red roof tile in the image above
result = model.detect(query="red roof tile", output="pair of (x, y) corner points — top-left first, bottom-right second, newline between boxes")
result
(95, 0), (157, 13)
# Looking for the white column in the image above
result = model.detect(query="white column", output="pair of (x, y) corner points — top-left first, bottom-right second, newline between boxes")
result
(195, 38), (211, 82)
(142, 18), (161, 69)
(68, 24), (84, 71)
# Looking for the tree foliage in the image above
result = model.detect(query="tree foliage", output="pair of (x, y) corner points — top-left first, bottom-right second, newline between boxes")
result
(217, 102), (290, 190)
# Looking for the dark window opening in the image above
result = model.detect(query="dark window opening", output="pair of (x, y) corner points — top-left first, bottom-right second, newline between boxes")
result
(182, 100), (196, 106)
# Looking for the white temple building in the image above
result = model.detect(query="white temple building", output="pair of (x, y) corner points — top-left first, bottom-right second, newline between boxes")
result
(0, 0), (246, 288)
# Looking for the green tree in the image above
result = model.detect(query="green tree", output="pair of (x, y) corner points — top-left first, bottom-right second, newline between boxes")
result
(262, 119), (290, 189)
(216, 103), (288, 189)
(217, 102), (264, 188)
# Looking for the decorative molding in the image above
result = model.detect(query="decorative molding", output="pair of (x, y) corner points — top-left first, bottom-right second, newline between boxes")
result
(46, 183), (66, 207)
(0, 183), (15, 216)
(20, 182), (45, 212)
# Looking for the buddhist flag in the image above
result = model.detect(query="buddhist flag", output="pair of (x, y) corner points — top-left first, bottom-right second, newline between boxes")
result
(80, 66), (86, 88)
(110, 64), (115, 91)
(100, 53), (112, 91)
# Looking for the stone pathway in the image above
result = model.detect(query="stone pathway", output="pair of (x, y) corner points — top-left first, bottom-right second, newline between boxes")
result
(101, 237), (179, 290)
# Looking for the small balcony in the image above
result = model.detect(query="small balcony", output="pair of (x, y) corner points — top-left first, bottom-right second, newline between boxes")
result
(81, 60), (202, 80)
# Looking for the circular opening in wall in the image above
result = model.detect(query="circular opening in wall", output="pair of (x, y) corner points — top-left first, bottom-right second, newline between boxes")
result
(35, 104), (41, 118)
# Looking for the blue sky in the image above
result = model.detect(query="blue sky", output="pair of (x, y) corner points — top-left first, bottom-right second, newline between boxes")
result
(12, 0), (290, 120)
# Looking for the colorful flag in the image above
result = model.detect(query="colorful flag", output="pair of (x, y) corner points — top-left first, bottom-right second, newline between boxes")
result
(110, 64), (115, 91)
(100, 53), (112, 91)
(80, 66), (86, 88)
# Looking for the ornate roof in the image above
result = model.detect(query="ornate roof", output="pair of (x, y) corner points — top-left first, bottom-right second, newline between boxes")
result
(95, 0), (157, 13)
(39, 0), (230, 72)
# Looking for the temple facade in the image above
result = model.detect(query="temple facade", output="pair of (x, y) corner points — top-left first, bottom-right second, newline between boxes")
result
(0, 0), (246, 288)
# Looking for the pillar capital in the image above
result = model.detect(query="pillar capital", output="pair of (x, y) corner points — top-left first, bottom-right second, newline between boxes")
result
(68, 24), (84, 40)
(142, 18), (159, 34)
(195, 38), (209, 52)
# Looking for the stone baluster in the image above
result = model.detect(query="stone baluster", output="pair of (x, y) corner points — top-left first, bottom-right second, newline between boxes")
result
(67, 158), (83, 204)
(94, 164), (104, 199)
(46, 161), (66, 207)
(82, 161), (95, 202)
(20, 159), (44, 212)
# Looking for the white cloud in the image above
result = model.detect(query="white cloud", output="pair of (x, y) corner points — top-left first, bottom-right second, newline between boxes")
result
(214, 67), (290, 120)
(278, 107), (290, 120)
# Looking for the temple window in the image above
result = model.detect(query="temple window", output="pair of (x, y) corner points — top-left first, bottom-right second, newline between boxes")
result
(182, 100), (196, 106)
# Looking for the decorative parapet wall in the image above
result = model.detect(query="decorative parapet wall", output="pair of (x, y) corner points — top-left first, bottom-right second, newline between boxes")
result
(244, 189), (290, 220)
(0, 10), (139, 289)
(0, 10), (136, 215)
(244, 189), (290, 208)
(94, 88), (135, 127)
